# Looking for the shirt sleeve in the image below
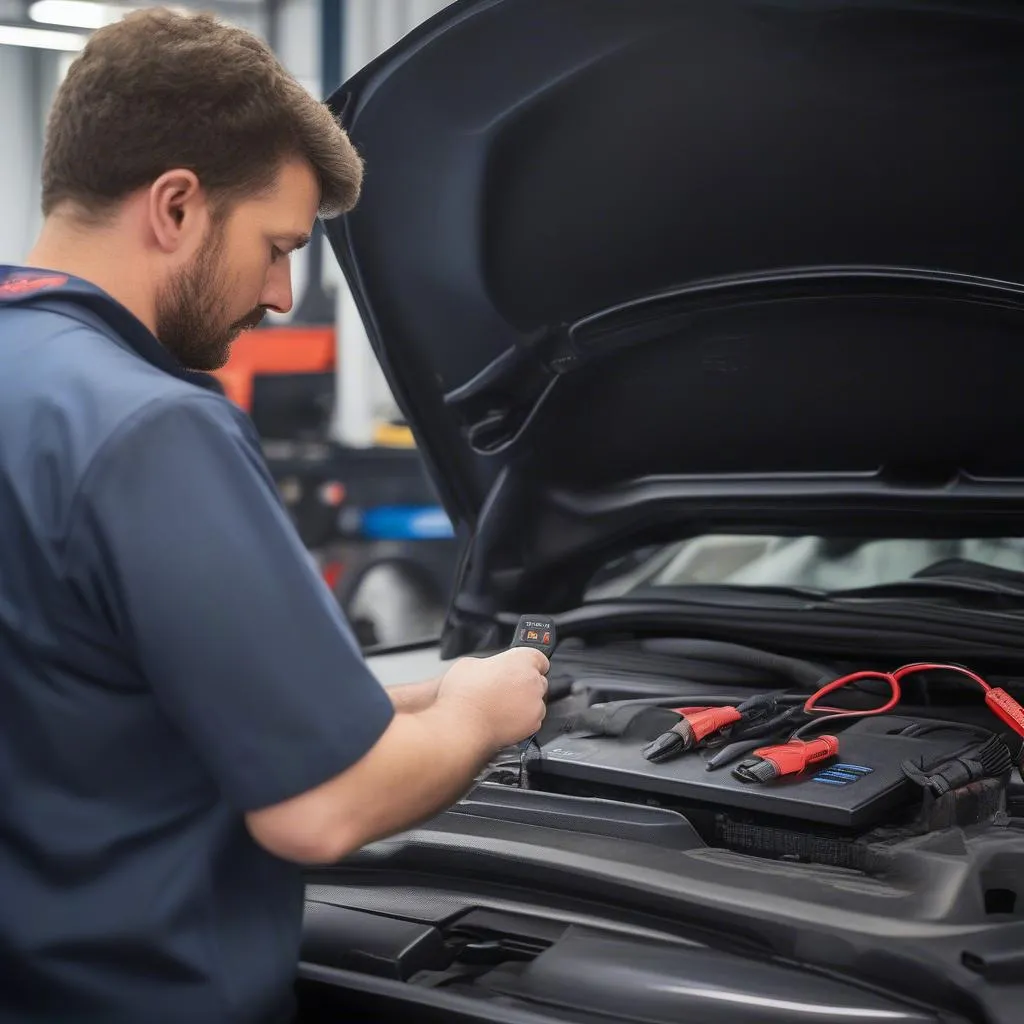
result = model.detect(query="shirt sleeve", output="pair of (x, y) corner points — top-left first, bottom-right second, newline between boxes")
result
(64, 392), (396, 812)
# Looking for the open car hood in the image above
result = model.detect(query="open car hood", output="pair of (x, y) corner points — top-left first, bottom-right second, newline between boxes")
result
(324, 0), (1024, 652)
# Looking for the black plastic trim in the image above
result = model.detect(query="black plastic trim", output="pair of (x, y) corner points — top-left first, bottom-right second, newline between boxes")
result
(445, 784), (705, 849)
(297, 961), (563, 1024)
(321, 816), (1023, 1021)
(301, 902), (450, 979)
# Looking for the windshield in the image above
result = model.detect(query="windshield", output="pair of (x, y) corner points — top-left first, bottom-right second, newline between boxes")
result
(586, 536), (1024, 598)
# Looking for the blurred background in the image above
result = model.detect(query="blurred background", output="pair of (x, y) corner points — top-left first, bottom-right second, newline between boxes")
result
(0, 0), (461, 651)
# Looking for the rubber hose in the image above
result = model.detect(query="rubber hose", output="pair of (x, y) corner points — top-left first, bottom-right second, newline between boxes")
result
(639, 638), (830, 688)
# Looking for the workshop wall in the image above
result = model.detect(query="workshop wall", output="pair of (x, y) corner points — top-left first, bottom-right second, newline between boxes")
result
(0, 47), (46, 264)
(0, 0), (450, 271)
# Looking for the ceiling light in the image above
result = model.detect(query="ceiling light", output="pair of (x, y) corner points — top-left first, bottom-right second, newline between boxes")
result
(0, 23), (87, 49)
(29, 0), (117, 29)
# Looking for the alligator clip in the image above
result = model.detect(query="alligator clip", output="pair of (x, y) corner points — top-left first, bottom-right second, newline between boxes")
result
(732, 735), (839, 784)
(642, 706), (743, 763)
(703, 705), (810, 771)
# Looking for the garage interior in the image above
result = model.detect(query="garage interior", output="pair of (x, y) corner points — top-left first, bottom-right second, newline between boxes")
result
(1, 0), (461, 651)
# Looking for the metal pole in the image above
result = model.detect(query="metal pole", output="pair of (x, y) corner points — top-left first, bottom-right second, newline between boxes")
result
(291, 0), (343, 325)
(332, 0), (374, 446)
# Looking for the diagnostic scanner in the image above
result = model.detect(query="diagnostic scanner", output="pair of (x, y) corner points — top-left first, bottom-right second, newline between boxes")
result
(511, 615), (556, 658)
(510, 615), (556, 772)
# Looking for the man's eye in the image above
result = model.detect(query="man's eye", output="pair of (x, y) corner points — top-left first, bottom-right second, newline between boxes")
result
(270, 246), (284, 262)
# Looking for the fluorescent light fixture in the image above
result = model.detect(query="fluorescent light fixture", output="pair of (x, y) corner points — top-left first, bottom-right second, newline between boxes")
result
(0, 23), (88, 50)
(30, 1), (148, 29)
(29, 0), (108, 29)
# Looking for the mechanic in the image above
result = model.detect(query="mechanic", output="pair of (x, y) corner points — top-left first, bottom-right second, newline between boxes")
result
(0, 9), (548, 1024)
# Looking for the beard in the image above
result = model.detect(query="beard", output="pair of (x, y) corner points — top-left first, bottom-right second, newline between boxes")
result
(155, 225), (266, 372)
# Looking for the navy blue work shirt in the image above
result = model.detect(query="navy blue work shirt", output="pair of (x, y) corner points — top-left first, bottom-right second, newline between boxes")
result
(0, 266), (395, 1023)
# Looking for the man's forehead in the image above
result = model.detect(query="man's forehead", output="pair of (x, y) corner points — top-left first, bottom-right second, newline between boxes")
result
(258, 162), (319, 231)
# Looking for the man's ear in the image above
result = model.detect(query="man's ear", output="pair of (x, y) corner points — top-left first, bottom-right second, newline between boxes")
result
(147, 169), (208, 253)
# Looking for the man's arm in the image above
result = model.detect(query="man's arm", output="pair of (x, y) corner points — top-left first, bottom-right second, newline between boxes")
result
(246, 693), (492, 863)
(247, 650), (546, 863)
(67, 394), (546, 863)
(388, 676), (442, 713)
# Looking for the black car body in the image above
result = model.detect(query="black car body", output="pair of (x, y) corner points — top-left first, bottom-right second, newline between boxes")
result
(295, 3), (1024, 1021)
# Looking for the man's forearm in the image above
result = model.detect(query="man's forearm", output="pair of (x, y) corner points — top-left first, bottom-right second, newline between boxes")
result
(246, 699), (495, 864)
(332, 703), (495, 854)
(387, 675), (442, 714)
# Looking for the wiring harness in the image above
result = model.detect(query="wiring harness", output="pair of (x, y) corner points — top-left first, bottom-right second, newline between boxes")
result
(736, 662), (1024, 783)
(628, 661), (1024, 785)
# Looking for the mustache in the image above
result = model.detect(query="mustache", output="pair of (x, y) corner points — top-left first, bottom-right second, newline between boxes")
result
(231, 307), (268, 333)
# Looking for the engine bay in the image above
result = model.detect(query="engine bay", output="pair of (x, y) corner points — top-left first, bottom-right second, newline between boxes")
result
(303, 633), (1024, 1024)
(481, 638), (1024, 874)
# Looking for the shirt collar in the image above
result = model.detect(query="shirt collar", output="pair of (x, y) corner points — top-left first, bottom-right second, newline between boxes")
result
(0, 265), (224, 395)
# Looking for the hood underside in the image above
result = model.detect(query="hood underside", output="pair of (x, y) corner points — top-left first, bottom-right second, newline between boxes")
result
(324, 0), (1024, 643)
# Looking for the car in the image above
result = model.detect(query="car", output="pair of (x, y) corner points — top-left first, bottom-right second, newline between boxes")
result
(293, 1), (1024, 1021)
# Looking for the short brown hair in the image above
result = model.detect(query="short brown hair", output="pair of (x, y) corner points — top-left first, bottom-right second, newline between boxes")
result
(41, 7), (363, 220)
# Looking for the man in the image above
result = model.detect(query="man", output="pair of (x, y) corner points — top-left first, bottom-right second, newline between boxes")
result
(0, 9), (548, 1024)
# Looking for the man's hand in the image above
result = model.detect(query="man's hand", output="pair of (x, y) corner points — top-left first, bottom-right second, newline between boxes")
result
(388, 676), (442, 714)
(436, 647), (549, 748)
(386, 650), (548, 726)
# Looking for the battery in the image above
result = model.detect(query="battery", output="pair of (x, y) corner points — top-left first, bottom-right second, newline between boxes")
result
(532, 716), (986, 830)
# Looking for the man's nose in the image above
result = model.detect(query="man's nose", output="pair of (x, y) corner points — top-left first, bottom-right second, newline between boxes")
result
(259, 259), (294, 315)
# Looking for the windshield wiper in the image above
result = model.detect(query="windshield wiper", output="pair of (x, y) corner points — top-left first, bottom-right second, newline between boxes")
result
(597, 552), (1024, 607)
(832, 576), (1024, 604)
(631, 572), (1024, 610)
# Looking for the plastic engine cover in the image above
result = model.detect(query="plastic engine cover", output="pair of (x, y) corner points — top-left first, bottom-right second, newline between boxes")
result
(533, 717), (997, 830)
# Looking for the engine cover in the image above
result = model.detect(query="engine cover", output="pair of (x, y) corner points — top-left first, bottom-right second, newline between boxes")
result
(531, 716), (994, 830)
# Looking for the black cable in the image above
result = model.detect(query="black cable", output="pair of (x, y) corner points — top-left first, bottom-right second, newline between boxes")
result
(517, 735), (542, 789)
(640, 638), (831, 688)
(792, 712), (998, 744)
(902, 734), (1014, 796)
(791, 713), (856, 740)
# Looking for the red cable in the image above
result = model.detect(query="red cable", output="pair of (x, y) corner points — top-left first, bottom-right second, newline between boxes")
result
(893, 662), (991, 692)
(805, 662), (991, 716)
(805, 670), (901, 716)
(802, 662), (1024, 739)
